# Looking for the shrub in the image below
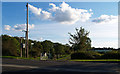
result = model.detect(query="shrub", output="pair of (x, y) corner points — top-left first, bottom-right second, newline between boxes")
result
(71, 51), (101, 59)
(100, 51), (120, 59)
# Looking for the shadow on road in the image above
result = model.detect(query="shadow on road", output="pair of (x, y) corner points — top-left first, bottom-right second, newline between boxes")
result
(2, 58), (120, 74)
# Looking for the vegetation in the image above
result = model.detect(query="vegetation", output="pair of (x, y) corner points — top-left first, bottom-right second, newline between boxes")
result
(69, 27), (91, 52)
(71, 51), (101, 59)
(1, 27), (120, 61)
(70, 59), (120, 62)
(100, 51), (120, 59)
(1, 56), (40, 60)
(69, 27), (119, 60)
(1, 35), (71, 59)
(2, 35), (20, 56)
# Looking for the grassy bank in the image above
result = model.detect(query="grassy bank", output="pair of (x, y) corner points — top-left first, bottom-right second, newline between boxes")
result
(1, 56), (40, 60)
(2, 56), (120, 62)
(56, 55), (71, 61)
(70, 59), (120, 62)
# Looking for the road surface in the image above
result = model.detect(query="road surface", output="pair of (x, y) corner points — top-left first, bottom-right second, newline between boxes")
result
(1, 58), (120, 74)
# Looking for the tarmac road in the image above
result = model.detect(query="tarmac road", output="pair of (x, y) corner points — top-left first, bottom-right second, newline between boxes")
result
(1, 58), (120, 74)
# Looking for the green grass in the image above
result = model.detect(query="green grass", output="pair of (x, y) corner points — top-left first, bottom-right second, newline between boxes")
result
(70, 59), (120, 61)
(1, 56), (40, 60)
(2, 56), (120, 62)
(56, 55), (71, 61)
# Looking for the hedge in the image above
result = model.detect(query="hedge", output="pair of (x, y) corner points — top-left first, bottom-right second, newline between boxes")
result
(71, 51), (101, 59)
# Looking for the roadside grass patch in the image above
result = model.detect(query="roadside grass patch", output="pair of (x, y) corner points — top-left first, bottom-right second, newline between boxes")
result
(56, 55), (71, 61)
(2, 56), (40, 60)
(70, 59), (120, 61)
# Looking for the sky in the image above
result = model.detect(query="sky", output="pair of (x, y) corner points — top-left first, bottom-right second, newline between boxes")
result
(2, 2), (118, 48)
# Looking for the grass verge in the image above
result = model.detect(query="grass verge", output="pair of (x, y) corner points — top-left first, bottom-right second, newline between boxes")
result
(70, 59), (120, 62)
(56, 55), (71, 61)
(2, 56), (120, 62)
(1, 56), (40, 60)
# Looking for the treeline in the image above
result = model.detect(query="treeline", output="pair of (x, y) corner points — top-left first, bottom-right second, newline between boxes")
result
(91, 47), (118, 50)
(1, 35), (72, 59)
(2, 27), (120, 60)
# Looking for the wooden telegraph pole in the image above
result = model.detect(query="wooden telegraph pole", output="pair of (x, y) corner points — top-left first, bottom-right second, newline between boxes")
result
(25, 3), (29, 58)
(20, 37), (23, 57)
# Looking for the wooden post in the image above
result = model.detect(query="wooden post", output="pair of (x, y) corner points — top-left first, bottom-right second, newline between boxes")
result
(20, 37), (23, 57)
(25, 33), (26, 57)
(26, 3), (29, 58)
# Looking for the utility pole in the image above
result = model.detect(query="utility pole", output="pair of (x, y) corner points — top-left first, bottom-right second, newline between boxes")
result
(25, 3), (29, 58)
(20, 37), (23, 57)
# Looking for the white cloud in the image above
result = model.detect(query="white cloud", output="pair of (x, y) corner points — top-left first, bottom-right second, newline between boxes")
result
(49, 2), (93, 24)
(28, 4), (41, 16)
(49, 3), (59, 11)
(13, 24), (35, 31)
(29, 2), (93, 24)
(89, 9), (92, 12)
(28, 4), (51, 20)
(4, 25), (11, 30)
(39, 37), (43, 40)
(92, 15), (118, 24)
(37, 37), (43, 41)
(29, 24), (35, 29)
(41, 11), (52, 20)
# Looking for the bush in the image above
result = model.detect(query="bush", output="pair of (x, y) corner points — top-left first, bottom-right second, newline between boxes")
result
(71, 51), (101, 59)
(100, 51), (120, 59)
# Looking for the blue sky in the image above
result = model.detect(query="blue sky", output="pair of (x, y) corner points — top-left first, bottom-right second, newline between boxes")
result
(2, 2), (118, 48)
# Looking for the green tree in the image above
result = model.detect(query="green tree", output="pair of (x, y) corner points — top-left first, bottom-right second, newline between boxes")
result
(64, 44), (71, 54)
(54, 43), (65, 58)
(69, 27), (91, 52)
(30, 41), (43, 57)
(41, 40), (53, 53)
(2, 35), (20, 56)
(50, 48), (55, 59)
